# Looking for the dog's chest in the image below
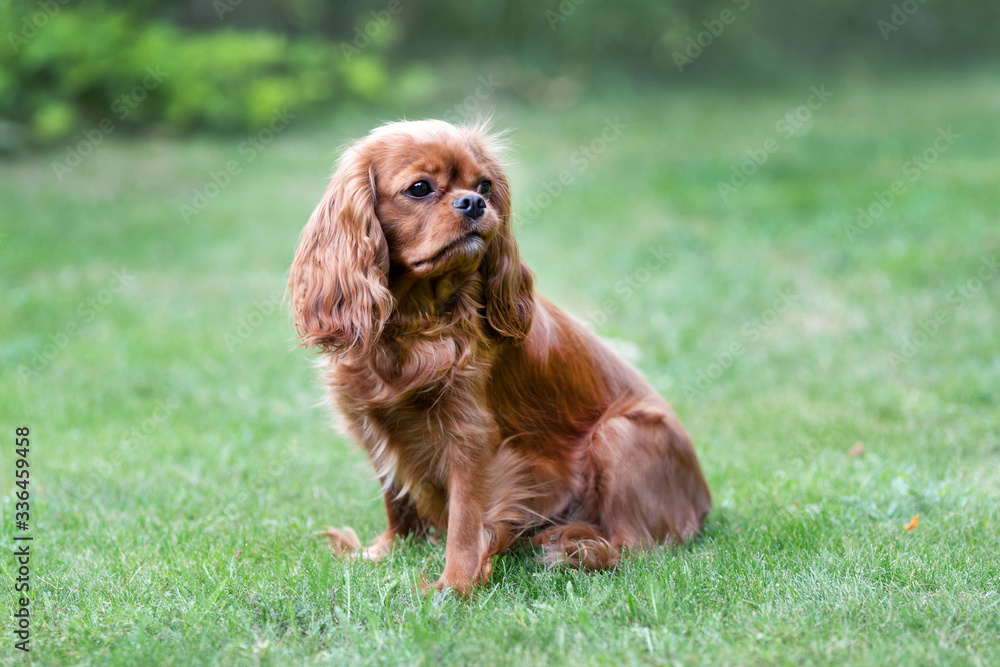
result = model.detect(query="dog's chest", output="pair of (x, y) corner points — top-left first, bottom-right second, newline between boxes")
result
(325, 336), (493, 489)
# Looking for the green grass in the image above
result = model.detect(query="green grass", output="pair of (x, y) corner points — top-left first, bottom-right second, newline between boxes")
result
(2, 71), (999, 665)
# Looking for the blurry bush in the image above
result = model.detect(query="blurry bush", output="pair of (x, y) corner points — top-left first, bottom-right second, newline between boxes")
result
(2, 0), (998, 149)
(0, 1), (392, 148)
(145, 0), (1000, 77)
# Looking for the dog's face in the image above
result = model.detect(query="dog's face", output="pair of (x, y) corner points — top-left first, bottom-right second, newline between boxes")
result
(371, 124), (505, 278)
(288, 120), (535, 354)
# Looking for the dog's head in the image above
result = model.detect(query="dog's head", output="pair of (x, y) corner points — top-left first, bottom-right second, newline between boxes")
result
(288, 120), (534, 355)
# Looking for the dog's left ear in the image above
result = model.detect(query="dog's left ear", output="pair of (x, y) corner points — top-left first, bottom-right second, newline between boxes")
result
(479, 151), (535, 341)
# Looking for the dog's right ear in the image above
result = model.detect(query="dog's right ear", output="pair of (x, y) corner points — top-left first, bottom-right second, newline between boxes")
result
(287, 149), (392, 355)
(472, 126), (535, 341)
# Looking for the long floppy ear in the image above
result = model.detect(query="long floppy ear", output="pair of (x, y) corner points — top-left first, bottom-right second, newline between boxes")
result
(287, 148), (392, 355)
(477, 135), (535, 340)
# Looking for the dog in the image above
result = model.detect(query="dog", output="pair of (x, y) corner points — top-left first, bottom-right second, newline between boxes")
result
(288, 120), (710, 594)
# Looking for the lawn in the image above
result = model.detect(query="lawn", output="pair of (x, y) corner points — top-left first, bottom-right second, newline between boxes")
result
(2, 71), (999, 665)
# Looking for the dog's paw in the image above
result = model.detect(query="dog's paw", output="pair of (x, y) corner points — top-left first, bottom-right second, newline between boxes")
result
(422, 573), (479, 597)
(316, 526), (362, 555)
(360, 533), (394, 562)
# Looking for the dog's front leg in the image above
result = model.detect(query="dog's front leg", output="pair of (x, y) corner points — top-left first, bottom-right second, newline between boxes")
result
(433, 446), (494, 595)
(436, 473), (490, 595)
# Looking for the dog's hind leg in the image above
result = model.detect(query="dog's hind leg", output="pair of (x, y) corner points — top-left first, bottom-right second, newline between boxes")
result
(589, 399), (711, 549)
(531, 399), (711, 570)
(531, 521), (622, 570)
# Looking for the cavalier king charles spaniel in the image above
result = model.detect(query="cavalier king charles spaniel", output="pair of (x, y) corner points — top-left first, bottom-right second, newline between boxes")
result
(288, 120), (710, 594)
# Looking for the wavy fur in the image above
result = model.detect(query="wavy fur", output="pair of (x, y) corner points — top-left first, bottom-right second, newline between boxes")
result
(289, 120), (711, 595)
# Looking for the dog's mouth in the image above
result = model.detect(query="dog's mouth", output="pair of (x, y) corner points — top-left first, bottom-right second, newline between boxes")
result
(413, 232), (485, 268)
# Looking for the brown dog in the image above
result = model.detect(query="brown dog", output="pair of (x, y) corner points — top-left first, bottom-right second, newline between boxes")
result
(288, 120), (710, 594)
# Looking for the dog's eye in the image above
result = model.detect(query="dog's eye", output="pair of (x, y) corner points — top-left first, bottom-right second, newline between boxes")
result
(405, 180), (433, 198)
(477, 180), (492, 197)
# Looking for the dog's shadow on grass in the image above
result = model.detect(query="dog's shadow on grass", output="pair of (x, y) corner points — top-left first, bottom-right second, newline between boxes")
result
(342, 512), (736, 603)
(456, 516), (735, 600)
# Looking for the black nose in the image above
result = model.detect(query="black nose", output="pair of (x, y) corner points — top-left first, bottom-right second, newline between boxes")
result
(452, 193), (486, 221)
